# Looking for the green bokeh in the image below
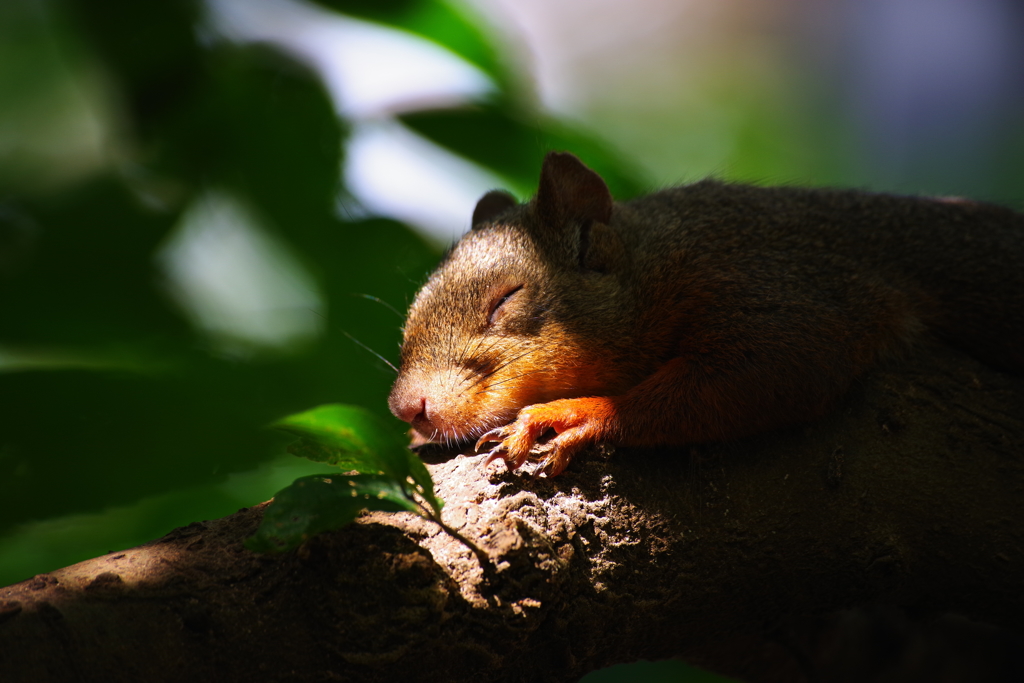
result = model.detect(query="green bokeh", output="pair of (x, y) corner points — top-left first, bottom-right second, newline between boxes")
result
(0, 0), (438, 582)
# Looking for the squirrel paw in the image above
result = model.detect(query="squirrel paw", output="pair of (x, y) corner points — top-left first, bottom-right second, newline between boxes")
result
(475, 398), (612, 477)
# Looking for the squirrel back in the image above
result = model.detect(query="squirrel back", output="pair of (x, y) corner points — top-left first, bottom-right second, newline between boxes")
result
(389, 153), (1024, 474)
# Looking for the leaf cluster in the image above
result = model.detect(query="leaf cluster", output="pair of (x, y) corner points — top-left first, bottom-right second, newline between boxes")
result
(247, 404), (442, 553)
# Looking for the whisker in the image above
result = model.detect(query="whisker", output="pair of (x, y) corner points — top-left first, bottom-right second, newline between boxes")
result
(455, 333), (484, 370)
(475, 367), (547, 393)
(470, 347), (539, 386)
(351, 293), (405, 319)
(341, 330), (398, 373)
(480, 343), (533, 375)
(449, 336), (511, 392)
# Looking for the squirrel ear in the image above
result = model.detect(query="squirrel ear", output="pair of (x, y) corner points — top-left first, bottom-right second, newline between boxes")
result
(472, 190), (518, 229)
(535, 152), (613, 227)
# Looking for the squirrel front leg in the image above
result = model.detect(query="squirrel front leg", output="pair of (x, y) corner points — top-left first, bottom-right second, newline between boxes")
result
(476, 394), (619, 476)
(477, 353), (858, 476)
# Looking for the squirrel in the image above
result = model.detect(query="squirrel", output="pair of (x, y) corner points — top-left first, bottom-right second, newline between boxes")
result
(388, 152), (1024, 476)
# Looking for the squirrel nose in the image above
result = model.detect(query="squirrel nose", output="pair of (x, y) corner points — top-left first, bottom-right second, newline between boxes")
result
(390, 393), (426, 425)
(392, 395), (438, 438)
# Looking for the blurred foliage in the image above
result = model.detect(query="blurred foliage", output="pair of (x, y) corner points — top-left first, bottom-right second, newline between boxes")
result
(0, 0), (375, 573)
(0, 0), (644, 590)
(313, 0), (507, 88)
(401, 104), (648, 200)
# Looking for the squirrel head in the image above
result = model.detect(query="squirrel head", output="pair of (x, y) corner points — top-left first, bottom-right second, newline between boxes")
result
(389, 152), (633, 444)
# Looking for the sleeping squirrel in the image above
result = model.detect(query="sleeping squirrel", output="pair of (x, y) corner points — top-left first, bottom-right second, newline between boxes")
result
(389, 152), (1024, 476)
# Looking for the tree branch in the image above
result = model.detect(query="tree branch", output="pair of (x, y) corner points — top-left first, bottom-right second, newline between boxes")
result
(2, 343), (1023, 682)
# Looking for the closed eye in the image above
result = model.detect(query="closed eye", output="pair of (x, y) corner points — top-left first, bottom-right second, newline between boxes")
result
(488, 285), (523, 326)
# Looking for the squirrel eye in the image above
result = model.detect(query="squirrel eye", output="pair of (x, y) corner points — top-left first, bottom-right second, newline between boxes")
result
(488, 285), (523, 326)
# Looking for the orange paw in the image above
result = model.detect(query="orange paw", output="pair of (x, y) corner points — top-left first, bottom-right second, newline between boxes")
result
(475, 398), (614, 476)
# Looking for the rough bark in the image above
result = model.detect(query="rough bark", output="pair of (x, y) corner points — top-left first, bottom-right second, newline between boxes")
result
(1, 342), (1023, 683)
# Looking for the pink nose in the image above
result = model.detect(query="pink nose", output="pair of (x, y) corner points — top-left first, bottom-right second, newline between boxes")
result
(390, 393), (426, 425)
(392, 396), (438, 438)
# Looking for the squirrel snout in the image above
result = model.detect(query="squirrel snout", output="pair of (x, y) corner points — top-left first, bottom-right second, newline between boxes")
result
(389, 392), (426, 425)
(389, 388), (440, 438)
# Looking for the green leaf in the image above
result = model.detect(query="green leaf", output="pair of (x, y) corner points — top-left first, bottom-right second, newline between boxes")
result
(395, 0), (504, 83)
(273, 404), (407, 474)
(310, 0), (505, 84)
(273, 403), (443, 516)
(404, 449), (443, 517)
(245, 473), (420, 553)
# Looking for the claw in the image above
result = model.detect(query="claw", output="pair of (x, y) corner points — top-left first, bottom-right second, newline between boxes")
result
(475, 427), (506, 453)
(535, 453), (555, 477)
(536, 450), (568, 478)
(482, 448), (507, 468)
(476, 427), (513, 470)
